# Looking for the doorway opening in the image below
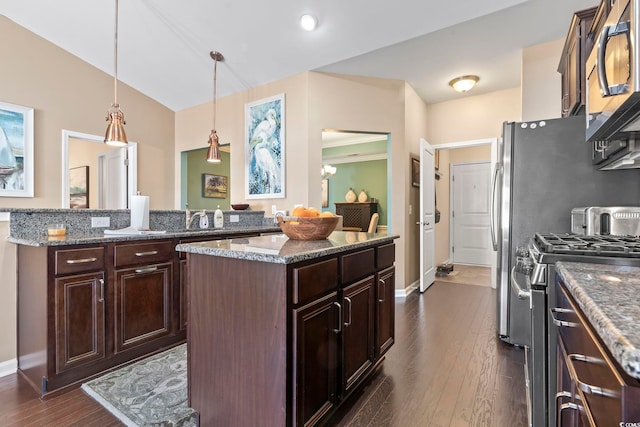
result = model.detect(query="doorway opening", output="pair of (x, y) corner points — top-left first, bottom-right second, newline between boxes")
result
(321, 130), (391, 233)
(432, 138), (498, 288)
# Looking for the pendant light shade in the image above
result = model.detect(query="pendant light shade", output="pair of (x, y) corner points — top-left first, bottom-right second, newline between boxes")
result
(206, 51), (224, 163)
(104, 0), (128, 146)
(206, 130), (221, 163)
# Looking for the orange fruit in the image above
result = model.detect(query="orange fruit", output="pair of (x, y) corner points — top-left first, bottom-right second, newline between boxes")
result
(320, 211), (334, 217)
(307, 207), (320, 217)
(292, 206), (306, 217)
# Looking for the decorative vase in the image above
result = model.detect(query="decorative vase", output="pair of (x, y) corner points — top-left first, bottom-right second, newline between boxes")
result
(345, 188), (356, 202)
(358, 189), (368, 202)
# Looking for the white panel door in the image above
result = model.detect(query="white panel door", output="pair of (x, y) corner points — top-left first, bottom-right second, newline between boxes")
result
(451, 162), (491, 265)
(419, 139), (435, 292)
(98, 147), (127, 209)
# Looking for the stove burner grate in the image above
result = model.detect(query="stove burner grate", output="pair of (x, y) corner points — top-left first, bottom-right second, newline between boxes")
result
(534, 233), (640, 257)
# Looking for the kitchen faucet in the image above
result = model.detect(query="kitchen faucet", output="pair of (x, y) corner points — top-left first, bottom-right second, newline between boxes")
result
(185, 204), (207, 229)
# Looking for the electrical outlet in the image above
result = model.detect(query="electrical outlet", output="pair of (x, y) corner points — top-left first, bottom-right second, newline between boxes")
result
(91, 217), (110, 228)
(275, 210), (287, 217)
(229, 215), (240, 223)
(271, 204), (277, 214)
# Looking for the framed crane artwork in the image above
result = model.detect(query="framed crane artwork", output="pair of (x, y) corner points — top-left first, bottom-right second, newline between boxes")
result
(245, 93), (285, 199)
(0, 101), (34, 198)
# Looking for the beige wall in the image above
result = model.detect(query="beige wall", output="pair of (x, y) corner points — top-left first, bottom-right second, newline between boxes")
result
(176, 72), (420, 290)
(427, 88), (521, 266)
(522, 39), (564, 121)
(175, 73), (309, 213)
(0, 16), (175, 367)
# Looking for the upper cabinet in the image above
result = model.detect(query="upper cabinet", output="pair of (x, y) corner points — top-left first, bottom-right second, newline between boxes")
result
(558, 6), (598, 117)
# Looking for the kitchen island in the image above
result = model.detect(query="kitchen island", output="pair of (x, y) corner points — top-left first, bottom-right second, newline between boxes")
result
(176, 231), (398, 427)
(554, 262), (640, 425)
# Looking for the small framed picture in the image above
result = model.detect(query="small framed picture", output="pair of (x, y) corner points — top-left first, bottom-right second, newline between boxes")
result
(69, 166), (89, 208)
(202, 173), (228, 198)
(411, 157), (420, 187)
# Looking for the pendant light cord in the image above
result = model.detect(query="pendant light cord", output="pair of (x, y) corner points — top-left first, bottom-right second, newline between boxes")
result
(212, 57), (217, 130)
(114, 0), (119, 107)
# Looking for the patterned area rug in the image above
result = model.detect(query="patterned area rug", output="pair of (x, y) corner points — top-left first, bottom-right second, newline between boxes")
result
(81, 344), (197, 426)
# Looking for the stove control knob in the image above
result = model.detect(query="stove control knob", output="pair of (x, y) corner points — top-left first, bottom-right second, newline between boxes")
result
(519, 258), (534, 275)
(515, 246), (529, 258)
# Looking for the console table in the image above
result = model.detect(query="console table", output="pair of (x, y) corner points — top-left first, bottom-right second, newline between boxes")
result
(335, 202), (377, 231)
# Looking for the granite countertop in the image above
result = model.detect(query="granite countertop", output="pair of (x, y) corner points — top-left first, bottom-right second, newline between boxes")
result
(7, 225), (281, 247)
(176, 231), (399, 264)
(556, 261), (640, 380)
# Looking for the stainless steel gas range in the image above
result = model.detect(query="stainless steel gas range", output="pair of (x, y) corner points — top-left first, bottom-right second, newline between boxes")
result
(514, 233), (640, 427)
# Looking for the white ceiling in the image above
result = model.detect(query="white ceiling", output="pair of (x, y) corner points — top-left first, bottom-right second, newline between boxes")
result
(1, 0), (598, 112)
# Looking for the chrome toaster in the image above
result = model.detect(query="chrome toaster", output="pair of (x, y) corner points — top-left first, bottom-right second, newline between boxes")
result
(571, 206), (640, 237)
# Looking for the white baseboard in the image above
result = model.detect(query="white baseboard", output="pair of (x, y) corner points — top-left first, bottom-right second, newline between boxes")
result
(0, 358), (17, 378)
(395, 280), (419, 298)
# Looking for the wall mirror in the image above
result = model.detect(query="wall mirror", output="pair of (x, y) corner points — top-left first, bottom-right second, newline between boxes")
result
(61, 130), (137, 209)
(180, 145), (231, 210)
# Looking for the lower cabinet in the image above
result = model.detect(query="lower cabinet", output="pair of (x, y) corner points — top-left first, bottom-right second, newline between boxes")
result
(54, 272), (106, 374)
(554, 280), (640, 426)
(113, 262), (172, 353)
(293, 292), (339, 426)
(187, 240), (397, 426)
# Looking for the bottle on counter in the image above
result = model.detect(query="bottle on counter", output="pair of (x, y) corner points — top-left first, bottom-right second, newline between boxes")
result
(214, 206), (224, 228)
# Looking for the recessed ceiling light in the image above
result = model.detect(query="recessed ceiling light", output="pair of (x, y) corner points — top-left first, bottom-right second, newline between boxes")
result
(300, 14), (318, 31)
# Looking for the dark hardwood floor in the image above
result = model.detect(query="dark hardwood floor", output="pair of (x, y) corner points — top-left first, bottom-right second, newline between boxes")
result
(0, 281), (527, 427)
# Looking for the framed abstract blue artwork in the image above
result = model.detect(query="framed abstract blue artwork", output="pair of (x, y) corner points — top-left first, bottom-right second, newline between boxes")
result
(0, 101), (34, 197)
(245, 93), (285, 199)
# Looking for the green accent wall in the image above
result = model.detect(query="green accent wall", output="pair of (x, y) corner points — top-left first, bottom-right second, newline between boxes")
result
(324, 159), (387, 225)
(184, 148), (231, 210)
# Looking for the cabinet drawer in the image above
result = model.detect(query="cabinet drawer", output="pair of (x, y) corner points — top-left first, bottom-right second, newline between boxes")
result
(292, 258), (338, 305)
(376, 243), (395, 269)
(55, 247), (105, 276)
(114, 240), (174, 267)
(341, 248), (375, 284)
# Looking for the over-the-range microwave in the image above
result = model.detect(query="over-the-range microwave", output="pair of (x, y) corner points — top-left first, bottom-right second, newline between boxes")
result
(586, 0), (640, 169)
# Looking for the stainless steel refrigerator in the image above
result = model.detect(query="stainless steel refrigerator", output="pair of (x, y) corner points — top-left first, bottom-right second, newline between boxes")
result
(495, 115), (640, 347)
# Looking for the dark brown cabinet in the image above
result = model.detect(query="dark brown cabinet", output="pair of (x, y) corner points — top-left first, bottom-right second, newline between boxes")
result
(375, 266), (395, 357)
(293, 291), (339, 425)
(341, 276), (375, 397)
(335, 202), (377, 231)
(558, 7), (597, 117)
(54, 272), (105, 373)
(554, 280), (640, 426)
(187, 240), (396, 427)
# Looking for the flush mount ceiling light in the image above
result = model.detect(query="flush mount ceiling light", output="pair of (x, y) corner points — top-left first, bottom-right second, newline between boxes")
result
(300, 14), (318, 31)
(104, 0), (128, 146)
(449, 75), (479, 93)
(206, 51), (224, 163)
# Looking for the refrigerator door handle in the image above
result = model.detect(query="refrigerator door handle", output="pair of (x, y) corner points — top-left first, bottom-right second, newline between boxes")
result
(490, 162), (500, 251)
(510, 266), (531, 299)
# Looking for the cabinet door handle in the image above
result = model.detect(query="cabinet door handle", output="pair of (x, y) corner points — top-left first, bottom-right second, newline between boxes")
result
(135, 250), (158, 257)
(378, 278), (386, 302)
(558, 402), (582, 416)
(98, 278), (104, 303)
(344, 297), (352, 327)
(550, 308), (579, 328)
(333, 302), (342, 333)
(135, 266), (158, 274)
(568, 353), (620, 398)
(66, 257), (97, 264)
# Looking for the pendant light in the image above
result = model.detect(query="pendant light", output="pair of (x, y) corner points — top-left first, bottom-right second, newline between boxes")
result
(104, 0), (128, 146)
(206, 51), (224, 163)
